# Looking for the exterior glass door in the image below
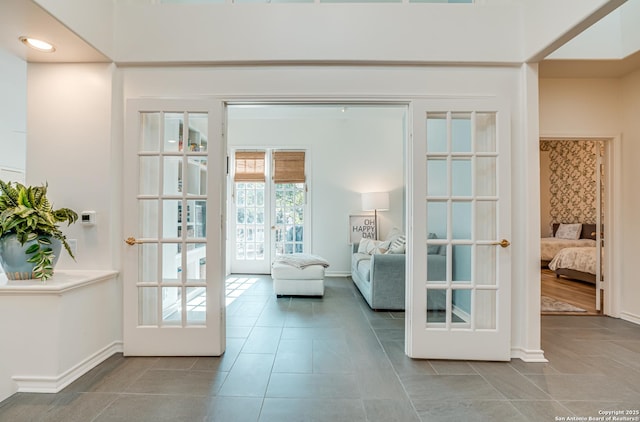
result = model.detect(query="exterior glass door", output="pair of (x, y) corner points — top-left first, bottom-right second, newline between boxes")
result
(407, 100), (511, 360)
(123, 99), (224, 356)
(230, 150), (308, 274)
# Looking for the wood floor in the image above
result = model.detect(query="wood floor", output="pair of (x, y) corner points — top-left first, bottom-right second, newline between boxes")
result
(541, 268), (600, 315)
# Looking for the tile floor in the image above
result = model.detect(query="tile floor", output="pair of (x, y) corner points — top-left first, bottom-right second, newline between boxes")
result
(1, 276), (640, 421)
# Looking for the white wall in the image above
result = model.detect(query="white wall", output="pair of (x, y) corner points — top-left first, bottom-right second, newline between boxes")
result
(27, 63), (117, 272)
(227, 107), (406, 274)
(540, 75), (640, 324)
(0, 48), (26, 176)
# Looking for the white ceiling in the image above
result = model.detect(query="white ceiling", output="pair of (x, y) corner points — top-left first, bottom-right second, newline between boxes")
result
(1, 0), (639, 78)
(0, 0), (110, 63)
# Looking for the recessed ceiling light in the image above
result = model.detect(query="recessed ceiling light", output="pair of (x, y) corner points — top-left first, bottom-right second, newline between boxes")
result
(19, 36), (55, 53)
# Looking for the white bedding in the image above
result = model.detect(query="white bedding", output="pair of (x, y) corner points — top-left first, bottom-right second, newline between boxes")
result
(540, 238), (596, 262)
(548, 247), (597, 275)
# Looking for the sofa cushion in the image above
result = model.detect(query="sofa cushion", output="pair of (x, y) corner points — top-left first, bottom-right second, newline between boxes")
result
(357, 258), (372, 282)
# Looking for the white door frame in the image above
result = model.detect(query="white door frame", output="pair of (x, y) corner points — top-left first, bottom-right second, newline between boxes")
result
(539, 134), (622, 317)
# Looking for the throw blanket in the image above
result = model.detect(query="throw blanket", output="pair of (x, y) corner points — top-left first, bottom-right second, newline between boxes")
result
(549, 247), (597, 275)
(273, 253), (330, 269)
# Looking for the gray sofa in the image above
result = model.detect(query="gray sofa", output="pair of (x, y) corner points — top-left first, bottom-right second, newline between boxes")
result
(351, 243), (446, 311)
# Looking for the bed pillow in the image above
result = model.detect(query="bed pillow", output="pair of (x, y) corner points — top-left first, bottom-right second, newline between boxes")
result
(555, 223), (582, 240)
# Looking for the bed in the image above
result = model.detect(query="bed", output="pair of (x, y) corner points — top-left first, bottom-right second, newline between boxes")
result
(541, 223), (597, 266)
(548, 246), (597, 284)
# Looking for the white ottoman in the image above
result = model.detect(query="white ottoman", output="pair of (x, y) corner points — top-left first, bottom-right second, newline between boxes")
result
(271, 262), (325, 297)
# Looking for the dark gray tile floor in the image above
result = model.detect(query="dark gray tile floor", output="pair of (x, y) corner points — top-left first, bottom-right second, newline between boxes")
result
(2, 276), (640, 421)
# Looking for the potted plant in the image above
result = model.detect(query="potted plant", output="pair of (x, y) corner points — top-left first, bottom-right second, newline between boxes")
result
(0, 180), (78, 280)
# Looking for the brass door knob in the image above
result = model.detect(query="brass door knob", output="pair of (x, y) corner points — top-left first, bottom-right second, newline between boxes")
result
(125, 237), (142, 245)
(491, 239), (511, 248)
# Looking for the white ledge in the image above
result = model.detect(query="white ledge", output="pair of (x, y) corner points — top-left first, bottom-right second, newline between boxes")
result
(0, 270), (119, 295)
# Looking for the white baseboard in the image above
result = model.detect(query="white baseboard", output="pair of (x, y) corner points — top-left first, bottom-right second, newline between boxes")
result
(13, 341), (123, 393)
(620, 311), (640, 325)
(511, 347), (548, 362)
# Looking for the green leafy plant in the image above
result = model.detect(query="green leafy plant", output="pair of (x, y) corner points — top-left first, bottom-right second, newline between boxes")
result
(0, 180), (78, 280)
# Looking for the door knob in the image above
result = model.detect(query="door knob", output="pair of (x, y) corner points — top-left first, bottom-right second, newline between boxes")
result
(491, 239), (511, 248)
(125, 236), (142, 245)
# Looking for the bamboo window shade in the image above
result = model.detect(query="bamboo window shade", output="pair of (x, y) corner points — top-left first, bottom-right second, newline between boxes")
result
(234, 151), (265, 182)
(273, 151), (306, 183)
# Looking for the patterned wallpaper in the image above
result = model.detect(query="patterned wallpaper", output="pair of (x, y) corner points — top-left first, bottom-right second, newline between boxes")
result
(539, 140), (601, 227)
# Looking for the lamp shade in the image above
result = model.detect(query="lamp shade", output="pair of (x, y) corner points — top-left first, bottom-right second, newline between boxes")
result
(362, 192), (389, 211)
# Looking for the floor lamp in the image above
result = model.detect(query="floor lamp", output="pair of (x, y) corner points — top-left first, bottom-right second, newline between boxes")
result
(362, 192), (389, 240)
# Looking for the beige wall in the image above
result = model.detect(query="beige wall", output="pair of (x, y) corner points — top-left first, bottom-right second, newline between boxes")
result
(540, 75), (640, 323)
(620, 69), (640, 322)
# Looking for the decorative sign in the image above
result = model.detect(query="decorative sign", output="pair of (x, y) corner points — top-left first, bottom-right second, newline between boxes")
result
(349, 214), (377, 244)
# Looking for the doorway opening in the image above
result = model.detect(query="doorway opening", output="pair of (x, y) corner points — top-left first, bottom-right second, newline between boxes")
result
(224, 103), (408, 301)
(539, 138), (608, 315)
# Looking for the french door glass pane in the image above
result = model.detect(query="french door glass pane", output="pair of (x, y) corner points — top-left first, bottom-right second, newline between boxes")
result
(235, 182), (266, 261)
(139, 199), (158, 238)
(476, 157), (496, 196)
(475, 290), (497, 329)
(426, 289), (446, 323)
(187, 157), (208, 195)
(427, 201), (447, 238)
(451, 113), (472, 153)
(139, 243), (158, 283)
(186, 287), (206, 325)
(185, 243), (206, 282)
(162, 287), (181, 325)
(138, 287), (158, 325)
(452, 245), (471, 284)
(140, 113), (160, 151)
(426, 113), (447, 153)
(163, 157), (183, 195)
(427, 158), (447, 196)
(475, 113), (496, 153)
(452, 289), (471, 326)
(451, 201), (471, 239)
(162, 243), (180, 283)
(162, 200), (181, 238)
(164, 113), (183, 153)
(275, 183), (305, 256)
(475, 200), (496, 241)
(139, 156), (159, 195)
(452, 159), (471, 196)
(476, 245), (497, 286)
(187, 113), (208, 153)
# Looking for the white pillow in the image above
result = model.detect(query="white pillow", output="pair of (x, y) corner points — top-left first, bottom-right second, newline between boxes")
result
(385, 227), (403, 242)
(386, 234), (406, 254)
(358, 238), (388, 255)
(555, 223), (582, 240)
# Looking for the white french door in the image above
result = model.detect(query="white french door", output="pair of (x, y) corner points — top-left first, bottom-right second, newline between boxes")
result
(407, 99), (512, 360)
(230, 149), (308, 274)
(123, 99), (225, 356)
